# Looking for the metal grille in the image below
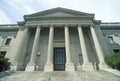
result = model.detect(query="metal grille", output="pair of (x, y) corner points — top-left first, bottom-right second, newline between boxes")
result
(54, 48), (66, 71)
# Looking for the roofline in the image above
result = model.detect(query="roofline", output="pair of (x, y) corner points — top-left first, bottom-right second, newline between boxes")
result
(101, 22), (120, 24)
(100, 22), (120, 26)
(0, 24), (19, 30)
(0, 24), (18, 26)
(24, 7), (94, 18)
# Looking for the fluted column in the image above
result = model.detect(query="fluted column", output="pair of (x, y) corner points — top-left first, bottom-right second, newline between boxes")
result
(64, 25), (75, 71)
(44, 25), (54, 71)
(11, 27), (29, 70)
(26, 26), (41, 71)
(78, 25), (94, 71)
(90, 25), (107, 70)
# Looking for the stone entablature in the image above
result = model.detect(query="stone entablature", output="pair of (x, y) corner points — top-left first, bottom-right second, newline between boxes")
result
(0, 24), (19, 30)
(100, 23), (120, 26)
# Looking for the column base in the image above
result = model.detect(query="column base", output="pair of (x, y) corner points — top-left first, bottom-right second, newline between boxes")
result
(10, 65), (18, 71)
(65, 63), (75, 71)
(25, 63), (35, 71)
(98, 62), (109, 70)
(82, 62), (94, 71)
(17, 62), (25, 71)
(10, 62), (18, 71)
(77, 63), (82, 70)
(44, 62), (53, 72)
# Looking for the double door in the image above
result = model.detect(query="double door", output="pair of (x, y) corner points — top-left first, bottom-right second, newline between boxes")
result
(53, 47), (66, 71)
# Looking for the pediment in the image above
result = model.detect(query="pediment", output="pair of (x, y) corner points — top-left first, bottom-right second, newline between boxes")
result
(41, 11), (76, 17)
(24, 7), (94, 19)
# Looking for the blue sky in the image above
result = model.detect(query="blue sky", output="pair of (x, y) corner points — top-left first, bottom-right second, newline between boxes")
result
(0, 0), (120, 24)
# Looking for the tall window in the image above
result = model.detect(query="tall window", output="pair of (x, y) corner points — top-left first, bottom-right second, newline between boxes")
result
(113, 49), (120, 53)
(108, 37), (114, 44)
(5, 38), (11, 45)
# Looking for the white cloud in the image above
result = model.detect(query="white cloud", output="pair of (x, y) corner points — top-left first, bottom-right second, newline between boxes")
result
(0, 0), (120, 24)
(4, 0), (36, 14)
(0, 9), (11, 24)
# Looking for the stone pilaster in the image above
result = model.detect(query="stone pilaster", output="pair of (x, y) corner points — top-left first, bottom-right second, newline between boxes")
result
(78, 25), (94, 71)
(11, 27), (29, 70)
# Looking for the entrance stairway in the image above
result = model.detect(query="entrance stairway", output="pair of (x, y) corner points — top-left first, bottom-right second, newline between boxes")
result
(0, 70), (120, 81)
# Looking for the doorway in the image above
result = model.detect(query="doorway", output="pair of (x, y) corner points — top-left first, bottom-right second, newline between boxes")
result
(53, 47), (66, 71)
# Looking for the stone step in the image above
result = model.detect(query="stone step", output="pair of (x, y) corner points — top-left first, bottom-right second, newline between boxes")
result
(0, 71), (120, 81)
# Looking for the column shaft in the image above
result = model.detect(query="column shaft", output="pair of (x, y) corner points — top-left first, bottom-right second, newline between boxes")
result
(15, 28), (29, 62)
(44, 25), (54, 71)
(11, 27), (29, 70)
(65, 25), (72, 63)
(47, 26), (54, 63)
(78, 25), (94, 71)
(26, 26), (41, 71)
(90, 25), (106, 69)
(78, 26), (90, 63)
(30, 26), (41, 63)
(64, 25), (75, 71)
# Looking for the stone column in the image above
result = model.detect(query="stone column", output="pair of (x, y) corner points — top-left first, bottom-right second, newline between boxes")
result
(26, 26), (41, 71)
(78, 25), (94, 71)
(44, 25), (54, 71)
(64, 25), (75, 71)
(11, 27), (29, 70)
(90, 25), (107, 70)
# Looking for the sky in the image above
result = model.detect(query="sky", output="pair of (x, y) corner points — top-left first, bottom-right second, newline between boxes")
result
(0, 0), (120, 24)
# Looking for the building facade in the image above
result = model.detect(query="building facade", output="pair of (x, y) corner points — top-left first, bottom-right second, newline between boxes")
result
(0, 8), (120, 71)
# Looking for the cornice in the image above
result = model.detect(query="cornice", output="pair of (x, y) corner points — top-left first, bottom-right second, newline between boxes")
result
(100, 23), (120, 26)
(24, 16), (94, 21)
(0, 24), (19, 30)
(100, 23), (120, 29)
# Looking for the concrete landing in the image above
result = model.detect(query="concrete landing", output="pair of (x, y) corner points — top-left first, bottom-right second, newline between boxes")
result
(0, 70), (120, 81)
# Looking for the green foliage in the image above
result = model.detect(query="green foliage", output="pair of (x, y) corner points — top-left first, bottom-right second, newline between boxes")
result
(0, 54), (11, 72)
(105, 52), (120, 70)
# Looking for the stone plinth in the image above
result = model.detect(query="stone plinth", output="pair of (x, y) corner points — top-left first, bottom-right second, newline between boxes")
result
(65, 63), (75, 71)
(44, 63), (53, 72)
(26, 63), (35, 71)
(82, 63), (94, 71)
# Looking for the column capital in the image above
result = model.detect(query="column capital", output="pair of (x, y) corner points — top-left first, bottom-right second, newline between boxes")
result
(23, 25), (28, 28)
(90, 25), (93, 29)
(37, 25), (41, 27)
(64, 25), (69, 30)
(78, 24), (82, 27)
(78, 24), (91, 27)
(90, 24), (98, 28)
(64, 24), (69, 27)
(36, 26), (41, 30)
(49, 25), (54, 28)
(90, 24), (94, 27)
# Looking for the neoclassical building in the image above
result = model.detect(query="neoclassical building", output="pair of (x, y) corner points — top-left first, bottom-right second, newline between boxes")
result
(0, 7), (120, 72)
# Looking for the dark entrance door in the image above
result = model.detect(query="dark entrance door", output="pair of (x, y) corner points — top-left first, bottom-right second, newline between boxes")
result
(54, 47), (66, 71)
